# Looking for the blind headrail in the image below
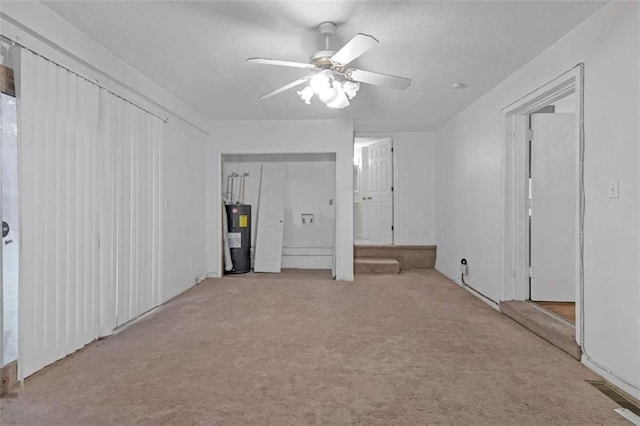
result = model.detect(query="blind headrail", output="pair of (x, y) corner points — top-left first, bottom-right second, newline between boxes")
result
(1, 33), (168, 124)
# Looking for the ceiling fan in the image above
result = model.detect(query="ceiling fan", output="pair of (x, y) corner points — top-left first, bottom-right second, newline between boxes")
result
(247, 22), (411, 109)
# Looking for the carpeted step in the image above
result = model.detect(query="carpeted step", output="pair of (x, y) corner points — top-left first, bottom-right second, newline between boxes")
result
(354, 245), (436, 269)
(499, 300), (581, 360)
(355, 257), (400, 274)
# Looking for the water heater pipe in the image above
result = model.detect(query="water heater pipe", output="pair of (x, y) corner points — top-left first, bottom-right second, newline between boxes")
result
(239, 172), (249, 204)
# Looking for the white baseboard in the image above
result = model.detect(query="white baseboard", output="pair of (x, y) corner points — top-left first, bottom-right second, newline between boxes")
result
(615, 409), (640, 425)
(281, 255), (333, 269)
(281, 246), (333, 269)
(437, 268), (499, 311)
(582, 356), (640, 400)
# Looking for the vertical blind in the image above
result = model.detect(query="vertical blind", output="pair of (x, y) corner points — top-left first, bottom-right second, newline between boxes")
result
(16, 47), (164, 378)
(101, 93), (162, 328)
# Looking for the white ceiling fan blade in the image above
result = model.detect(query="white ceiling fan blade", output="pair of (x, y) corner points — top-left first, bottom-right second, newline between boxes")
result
(247, 57), (316, 70)
(259, 76), (311, 100)
(331, 33), (378, 66)
(347, 68), (411, 90)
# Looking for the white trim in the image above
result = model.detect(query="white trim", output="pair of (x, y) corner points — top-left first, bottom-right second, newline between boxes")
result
(0, 92), (4, 367)
(215, 149), (224, 278)
(112, 305), (166, 336)
(281, 246), (334, 269)
(614, 409), (640, 425)
(502, 64), (584, 346)
(281, 246), (334, 256)
(437, 268), (500, 312)
(216, 150), (345, 279)
(583, 356), (640, 401)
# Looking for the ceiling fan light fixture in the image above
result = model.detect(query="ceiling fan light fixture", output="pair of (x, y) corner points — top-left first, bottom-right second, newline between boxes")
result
(324, 81), (350, 109)
(248, 22), (411, 109)
(318, 86), (338, 104)
(297, 86), (314, 104)
(342, 80), (360, 99)
(310, 69), (333, 94)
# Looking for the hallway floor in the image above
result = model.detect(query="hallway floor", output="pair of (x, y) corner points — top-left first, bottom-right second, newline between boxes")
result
(534, 301), (576, 323)
(0, 270), (628, 425)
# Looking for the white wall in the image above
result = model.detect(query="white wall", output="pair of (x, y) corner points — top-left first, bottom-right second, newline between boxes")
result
(222, 154), (336, 269)
(435, 2), (639, 397)
(162, 119), (208, 300)
(394, 132), (436, 245)
(1, 1), (211, 374)
(207, 120), (353, 280)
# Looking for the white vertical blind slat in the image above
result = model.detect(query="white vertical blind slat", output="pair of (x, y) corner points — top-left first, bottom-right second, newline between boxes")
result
(43, 58), (56, 361)
(131, 105), (139, 318)
(17, 48), (164, 378)
(99, 92), (116, 335)
(66, 73), (77, 350)
(120, 101), (131, 323)
(154, 119), (163, 306)
(55, 65), (67, 358)
(16, 48), (36, 376)
(90, 82), (100, 335)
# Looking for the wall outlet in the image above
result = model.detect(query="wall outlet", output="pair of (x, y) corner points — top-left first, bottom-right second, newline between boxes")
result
(608, 180), (619, 199)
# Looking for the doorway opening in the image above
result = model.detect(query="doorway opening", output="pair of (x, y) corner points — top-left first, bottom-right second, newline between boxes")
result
(528, 93), (577, 324)
(221, 153), (336, 276)
(1, 72), (18, 368)
(503, 65), (583, 342)
(353, 137), (393, 245)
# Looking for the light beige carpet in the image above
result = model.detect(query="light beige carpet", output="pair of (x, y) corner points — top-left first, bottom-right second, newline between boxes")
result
(0, 269), (628, 425)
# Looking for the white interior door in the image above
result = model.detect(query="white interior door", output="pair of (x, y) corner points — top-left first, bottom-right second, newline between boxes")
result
(353, 150), (363, 240)
(359, 146), (370, 240)
(365, 138), (393, 244)
(530, 113), (576, 301)
(254, 163), (287, 273)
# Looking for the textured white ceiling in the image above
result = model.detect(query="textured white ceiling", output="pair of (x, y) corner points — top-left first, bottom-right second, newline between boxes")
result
(42, 1), (605, 132)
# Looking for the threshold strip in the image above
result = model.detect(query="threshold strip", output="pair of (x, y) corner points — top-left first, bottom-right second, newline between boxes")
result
(586, 380), (640, 417)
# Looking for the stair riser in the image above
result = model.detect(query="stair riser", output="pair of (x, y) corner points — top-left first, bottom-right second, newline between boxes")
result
(500, 301), (581, 360)
(354, 245), (436, 269)
(354, 264), (400, 274)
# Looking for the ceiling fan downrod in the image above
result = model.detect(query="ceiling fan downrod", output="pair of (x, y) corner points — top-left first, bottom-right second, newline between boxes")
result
(310, 22), (338, 68)
(318, 22), (336, 50)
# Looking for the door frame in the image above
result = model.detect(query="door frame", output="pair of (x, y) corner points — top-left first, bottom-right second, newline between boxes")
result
(0, 94), (4, 368)
(215, 151), (339, 278)
(502, 64), (584, 345)
(353, 134), (395, 245)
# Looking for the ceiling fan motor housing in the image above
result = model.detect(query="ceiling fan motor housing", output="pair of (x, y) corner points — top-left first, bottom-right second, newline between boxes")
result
(310, 50), (337, 68)
(312, 22), (342, 68)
